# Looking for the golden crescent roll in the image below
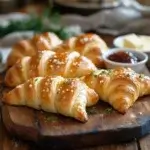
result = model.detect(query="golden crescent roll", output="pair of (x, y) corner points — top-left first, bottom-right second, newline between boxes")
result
(5, 51), (97, 87)
(53, 33), (108, 68)
(3, 76), (99, 122)
(82, 67), (150, 113)
(7, 32), (62, 67)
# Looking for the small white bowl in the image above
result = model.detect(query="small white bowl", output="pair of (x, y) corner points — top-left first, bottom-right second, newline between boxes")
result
(102, 48), (148, 73)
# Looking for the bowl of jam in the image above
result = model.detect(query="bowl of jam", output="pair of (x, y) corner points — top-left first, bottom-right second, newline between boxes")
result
(103, 48), (148, 73)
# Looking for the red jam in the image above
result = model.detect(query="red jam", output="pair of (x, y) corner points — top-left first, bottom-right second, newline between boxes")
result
(108, 51), (140, 64)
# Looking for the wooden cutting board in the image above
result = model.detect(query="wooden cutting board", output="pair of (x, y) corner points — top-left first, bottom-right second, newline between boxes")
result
(2, 67), (150, 149)
(2, 96), (150, 149)
(0, 105), (31, 150)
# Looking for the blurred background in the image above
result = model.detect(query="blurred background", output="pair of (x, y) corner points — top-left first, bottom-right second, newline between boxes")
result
(0, 0), (150, 45)
(0, 0), (150, 14)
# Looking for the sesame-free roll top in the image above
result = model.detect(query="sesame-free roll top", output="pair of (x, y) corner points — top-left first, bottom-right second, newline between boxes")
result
(3, 76), (99, 122)
(5, 51), (97, 87)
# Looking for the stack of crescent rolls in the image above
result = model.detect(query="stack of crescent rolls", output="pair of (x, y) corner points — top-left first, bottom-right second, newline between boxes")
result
(3, 32), (150, 122)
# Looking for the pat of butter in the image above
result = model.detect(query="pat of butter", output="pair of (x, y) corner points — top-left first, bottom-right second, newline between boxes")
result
(140, 36), (150, 50)
(123, 34), (143, 50)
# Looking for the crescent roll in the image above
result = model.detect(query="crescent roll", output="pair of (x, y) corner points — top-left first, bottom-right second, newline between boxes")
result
(3, 76), (99, 122)
(7, 32), (62, 67)
(82, 67), (150, 113)
(53, 33), (108, 68)
(5, 51), (97, 87)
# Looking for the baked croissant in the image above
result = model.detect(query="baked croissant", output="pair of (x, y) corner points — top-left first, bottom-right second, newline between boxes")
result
(5, 51), (97, 87)
(3, 76), (99, 122)
(53, 33), (108, 68)
(7, 32), (62, 67)
(82, 67), (150, 113)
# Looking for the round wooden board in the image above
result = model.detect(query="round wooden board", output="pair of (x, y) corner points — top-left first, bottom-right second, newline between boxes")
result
(2, 96), (150, 149)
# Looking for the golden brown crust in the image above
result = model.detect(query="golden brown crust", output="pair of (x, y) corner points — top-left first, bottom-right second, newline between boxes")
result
(82, 67), (150, 113)
(7, 32), (62, 67)
(53, 33), (108, 68)
(3, 76), (99, 122)
(5, 51), (97, 87)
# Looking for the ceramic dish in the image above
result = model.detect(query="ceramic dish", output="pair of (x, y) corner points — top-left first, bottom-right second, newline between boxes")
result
(103, 48), (148, 73)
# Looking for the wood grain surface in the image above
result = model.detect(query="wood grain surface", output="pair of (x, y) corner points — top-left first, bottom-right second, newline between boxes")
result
(0, 108), (30, 150)
(0, 107), (140, 150)
(1, 70), (150, 149)
(2, 94), (150, 149)
(0, 107), (145, 150)
(139, 134), (150, 150)
(83, 142), (138, 150)
(1, 66), (150, 149)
